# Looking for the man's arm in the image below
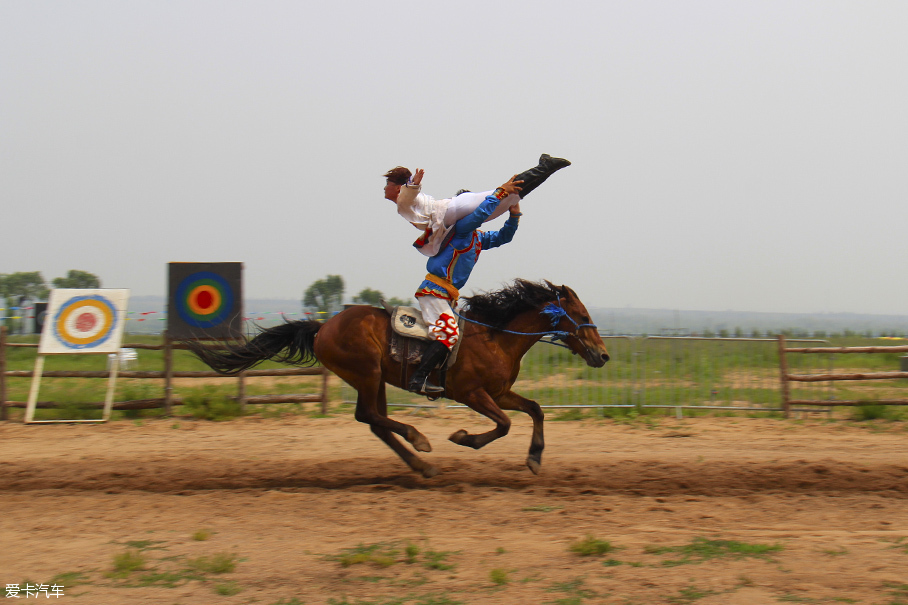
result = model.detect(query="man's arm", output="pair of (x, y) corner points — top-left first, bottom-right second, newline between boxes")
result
(479, 203), (522, 249)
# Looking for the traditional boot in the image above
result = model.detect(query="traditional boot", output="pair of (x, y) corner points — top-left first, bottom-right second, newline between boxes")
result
(407, 340), (449, 394)
(513, 154), (571, 198)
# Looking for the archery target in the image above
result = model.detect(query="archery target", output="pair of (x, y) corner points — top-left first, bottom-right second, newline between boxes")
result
(38, 289), (130, 354)
(168, 263), (242, 339)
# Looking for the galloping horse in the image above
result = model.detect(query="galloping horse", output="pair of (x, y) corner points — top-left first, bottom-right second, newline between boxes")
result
(187, 279), (610, 478)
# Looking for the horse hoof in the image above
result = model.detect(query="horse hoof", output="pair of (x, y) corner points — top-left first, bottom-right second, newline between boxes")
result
(526, 458), (541, 475)
(448, 429), (468, 444)
(411, 434), (432, 453)
(421, 465), (439, 479)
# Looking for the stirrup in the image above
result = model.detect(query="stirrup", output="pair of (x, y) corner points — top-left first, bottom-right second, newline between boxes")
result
(409, 377), (444, 395)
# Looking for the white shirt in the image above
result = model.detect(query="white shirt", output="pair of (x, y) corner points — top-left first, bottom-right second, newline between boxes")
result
(396, 184), (454, 257)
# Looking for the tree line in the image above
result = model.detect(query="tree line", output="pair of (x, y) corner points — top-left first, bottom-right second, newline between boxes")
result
(0, 270), (101, 303)
(303, 275), (411, 314)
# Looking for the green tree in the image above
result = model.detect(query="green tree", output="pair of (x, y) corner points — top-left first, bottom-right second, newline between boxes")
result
(352, 287), (412, 307)
(0, 271), (49, 302)
(52, 269), (101, 289)
(303, 275), (345, 314)
(353, 287), (384, 305)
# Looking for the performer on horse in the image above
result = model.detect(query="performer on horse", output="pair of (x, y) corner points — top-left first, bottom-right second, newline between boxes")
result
(406, 175), (525, 394)
(383, 154), (570, 257)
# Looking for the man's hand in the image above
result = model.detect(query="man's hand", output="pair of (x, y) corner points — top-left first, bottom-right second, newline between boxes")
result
(509, 202), (521, 216)
(499, 174), (523, 196)
(411, 168), (425, 187)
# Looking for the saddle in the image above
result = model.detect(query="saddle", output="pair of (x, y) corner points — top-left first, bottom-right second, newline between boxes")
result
(380, 301), (464, 397)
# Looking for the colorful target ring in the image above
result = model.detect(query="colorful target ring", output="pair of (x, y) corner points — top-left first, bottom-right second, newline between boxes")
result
(175, 271), (235, 328)
(53, 295), (118, 349)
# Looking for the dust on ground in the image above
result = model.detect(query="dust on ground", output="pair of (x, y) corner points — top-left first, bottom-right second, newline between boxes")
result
(1, 412), (907, 604)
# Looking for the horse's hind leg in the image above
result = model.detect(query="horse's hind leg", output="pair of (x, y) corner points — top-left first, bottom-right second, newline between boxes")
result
(497, 391), (545, 475)
(368, 383), (438, 478)
(448, 389), (512, 450)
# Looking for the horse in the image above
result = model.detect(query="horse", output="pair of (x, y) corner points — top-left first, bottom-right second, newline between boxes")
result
(186, 279), (610, 478)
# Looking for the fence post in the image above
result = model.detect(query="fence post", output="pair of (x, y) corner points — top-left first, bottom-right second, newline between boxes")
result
(777, 335), (791, 418)
(320, 367), (329, 415)
(0, 326), (7, 421)
(163, 332), (174, 416)
(237, 371), (246, 413)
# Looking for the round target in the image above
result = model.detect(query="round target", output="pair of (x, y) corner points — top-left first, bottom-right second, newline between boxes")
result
(52, 295), (118, 349)
(175, 271), (235, 328)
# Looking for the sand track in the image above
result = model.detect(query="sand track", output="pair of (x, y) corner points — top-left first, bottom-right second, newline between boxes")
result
(2, 414), (907, 604)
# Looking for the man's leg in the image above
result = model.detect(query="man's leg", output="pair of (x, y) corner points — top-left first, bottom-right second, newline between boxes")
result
(409, 296), (458, 394)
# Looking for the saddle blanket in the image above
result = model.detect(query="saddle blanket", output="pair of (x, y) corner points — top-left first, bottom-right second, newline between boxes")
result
(385, 304), (463, 369)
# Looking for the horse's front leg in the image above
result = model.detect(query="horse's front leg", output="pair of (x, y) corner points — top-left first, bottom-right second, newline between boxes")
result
(496, 390), (545, 475)
(448, 389), (511, 450)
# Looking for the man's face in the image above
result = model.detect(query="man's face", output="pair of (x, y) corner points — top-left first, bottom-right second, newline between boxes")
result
(384, 179), (402, 202)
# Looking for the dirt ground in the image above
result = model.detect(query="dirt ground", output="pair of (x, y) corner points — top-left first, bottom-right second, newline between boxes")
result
(1, 411), (908, 605)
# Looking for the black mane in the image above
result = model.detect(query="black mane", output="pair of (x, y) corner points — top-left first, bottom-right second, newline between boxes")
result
(460, 279), (562, 328)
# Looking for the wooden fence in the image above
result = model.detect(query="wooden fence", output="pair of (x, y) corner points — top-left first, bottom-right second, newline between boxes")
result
(0, 326), (328, 421)
(778, 335), (908, 417)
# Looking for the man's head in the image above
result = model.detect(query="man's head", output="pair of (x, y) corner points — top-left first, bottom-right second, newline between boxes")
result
(383, 166), (411, 202)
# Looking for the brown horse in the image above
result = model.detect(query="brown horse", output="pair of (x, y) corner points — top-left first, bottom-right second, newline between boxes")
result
(187, 279), (610, 478)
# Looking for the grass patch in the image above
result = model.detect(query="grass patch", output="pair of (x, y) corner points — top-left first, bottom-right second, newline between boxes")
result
(192, 529), (213, 541)
(851, 404), (902, 421)
(214, 581), (242, 595)
(110, 549), (146, 577)
(547, 577), (598, 601)
(665, 584), (719, 603)
(334, 543), (399, 568)
(568, 535), (615, 557)
(489, 568), (510, 585)
(522, 505), (563, 512)
(186, 552), (238, 574)
(551, 408), (587, 421)
(646, 536), (783, 566)
(49, 572), (90, 587)
(422, 548), (457, 571)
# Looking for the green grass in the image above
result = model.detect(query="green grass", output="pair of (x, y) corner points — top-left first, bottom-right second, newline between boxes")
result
(185, 552), (238, 574)
(646, 537), (783, 566)
(665, 584), (719, 603)
(334, 543), (399, 568)
(213, 581), (242, 595)
(110, 549), (147, 577)
(489, 568), (510, 585)
(568, 535), (615, 556)
(6, 332), (908, 420)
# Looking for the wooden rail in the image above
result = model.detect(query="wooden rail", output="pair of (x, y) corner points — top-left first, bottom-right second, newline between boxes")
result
(0, 330), (330, 421)
(778, 335), (908, 416)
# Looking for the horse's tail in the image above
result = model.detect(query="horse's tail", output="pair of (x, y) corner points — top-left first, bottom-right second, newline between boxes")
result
(185, 320), (323, 375)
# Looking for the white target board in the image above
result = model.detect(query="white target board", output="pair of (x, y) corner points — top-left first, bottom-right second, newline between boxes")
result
(38, 289), (130, 354)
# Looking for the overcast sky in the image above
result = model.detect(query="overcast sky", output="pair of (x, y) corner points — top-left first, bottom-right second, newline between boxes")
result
(2, 1), (906, 315)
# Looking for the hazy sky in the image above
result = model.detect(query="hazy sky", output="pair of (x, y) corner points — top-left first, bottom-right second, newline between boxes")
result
(2, 1), (906, 315)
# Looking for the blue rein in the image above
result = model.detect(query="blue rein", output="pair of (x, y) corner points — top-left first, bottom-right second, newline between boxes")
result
(452, 295), (597, 345)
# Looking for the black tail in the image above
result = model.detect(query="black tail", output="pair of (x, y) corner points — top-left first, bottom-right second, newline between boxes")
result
(185, 320), (323, 375)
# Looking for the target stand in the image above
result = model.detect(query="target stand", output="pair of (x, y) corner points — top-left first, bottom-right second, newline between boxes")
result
(25, 289), (130, 424)
(167, 262), (243, 340)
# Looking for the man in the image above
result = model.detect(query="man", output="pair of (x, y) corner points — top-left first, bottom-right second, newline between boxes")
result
(384, 154), (569, 257)
(407, 175), (524, 394)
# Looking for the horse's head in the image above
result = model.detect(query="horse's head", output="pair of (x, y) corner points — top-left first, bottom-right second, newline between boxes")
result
(541, 282), (610, 368)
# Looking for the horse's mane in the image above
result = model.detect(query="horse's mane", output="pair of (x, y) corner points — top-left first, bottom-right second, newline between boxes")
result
(460, 279), (562, 328)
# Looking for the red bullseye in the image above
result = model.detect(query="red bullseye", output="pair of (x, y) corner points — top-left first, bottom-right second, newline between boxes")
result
(195, 290), (214, 311)
(75, 313), (97, 332)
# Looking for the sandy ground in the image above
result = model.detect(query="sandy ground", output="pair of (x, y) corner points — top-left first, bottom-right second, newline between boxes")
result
(1, 411), (908, 605)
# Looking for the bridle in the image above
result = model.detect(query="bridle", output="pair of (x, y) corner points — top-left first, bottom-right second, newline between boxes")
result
(452, 294), (598, 349)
